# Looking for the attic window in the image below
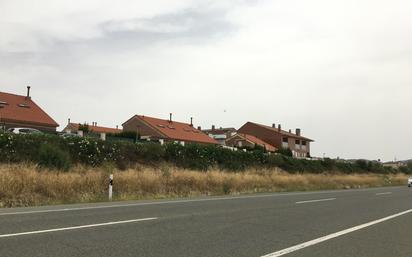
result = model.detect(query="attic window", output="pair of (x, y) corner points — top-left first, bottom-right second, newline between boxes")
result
(18, 103), (30, 108)
(157, 124), (165, 128)
(167, 125), (175, 129)
(0, 101), (8, 105)
(183, 128), (192, 132)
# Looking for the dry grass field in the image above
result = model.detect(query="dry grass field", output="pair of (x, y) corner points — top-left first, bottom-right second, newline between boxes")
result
(0, 163), (408, 207)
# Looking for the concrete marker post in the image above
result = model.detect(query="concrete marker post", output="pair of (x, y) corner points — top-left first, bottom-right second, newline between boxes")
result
(109, 174), (113, 201)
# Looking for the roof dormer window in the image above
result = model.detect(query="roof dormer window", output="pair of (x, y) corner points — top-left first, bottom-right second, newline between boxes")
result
(18, 103), (30, 108)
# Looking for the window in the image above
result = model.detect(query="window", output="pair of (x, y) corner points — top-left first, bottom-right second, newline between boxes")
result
(295, 139), (300, 145)
(18, 103), (30, 108)
(283, 137), (288, 143)
(301, 141), (307, 150)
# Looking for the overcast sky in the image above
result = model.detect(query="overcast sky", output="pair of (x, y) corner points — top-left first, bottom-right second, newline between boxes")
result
(1, 0), (411, 161)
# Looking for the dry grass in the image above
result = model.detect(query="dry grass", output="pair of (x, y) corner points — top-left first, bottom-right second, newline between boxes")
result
(0, 163), (408, 207)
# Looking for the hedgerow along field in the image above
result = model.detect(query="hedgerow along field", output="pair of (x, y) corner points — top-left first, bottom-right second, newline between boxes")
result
(0, 132), (410, 174)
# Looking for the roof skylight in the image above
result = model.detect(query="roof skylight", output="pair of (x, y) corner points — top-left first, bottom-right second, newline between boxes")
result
(18, 103), (30, 108)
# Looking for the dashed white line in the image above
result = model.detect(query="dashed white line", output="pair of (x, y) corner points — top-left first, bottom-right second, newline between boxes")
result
(295, 198), (336, 204)
(0, 186), (401, 217)
(376, 192), (392, 196)
(0, 191), (349, 216)
(0, 217), (157, 238)
(261, 209), (412, 257)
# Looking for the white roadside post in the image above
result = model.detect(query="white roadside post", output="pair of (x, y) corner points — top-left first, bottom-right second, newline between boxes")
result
(109, 174), (113, 201)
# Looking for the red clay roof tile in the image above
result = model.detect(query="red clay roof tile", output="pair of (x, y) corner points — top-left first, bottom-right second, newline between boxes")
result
(132, 115), (219, 144)
(0, 91), (58, 127)
(249, 122), (314, 142)
(230, 133), (277, 152)
(66, 123), (122, 134)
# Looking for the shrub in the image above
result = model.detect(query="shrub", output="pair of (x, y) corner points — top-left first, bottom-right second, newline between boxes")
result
(276, 147), (293, 157)
(38, 144), (72, 171)
(107, 131), (138, 143)
(0, 132), (395, 174)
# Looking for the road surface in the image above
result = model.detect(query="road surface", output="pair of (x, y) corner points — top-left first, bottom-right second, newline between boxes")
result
(0, 186), (411, 257)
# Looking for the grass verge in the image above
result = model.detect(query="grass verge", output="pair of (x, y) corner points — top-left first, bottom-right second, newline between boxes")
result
(0, 163), (408, 208)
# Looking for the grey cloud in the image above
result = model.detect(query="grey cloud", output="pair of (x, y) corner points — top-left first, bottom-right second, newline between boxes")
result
(98, 8), (237, 46)
(0, 6), (237, 69)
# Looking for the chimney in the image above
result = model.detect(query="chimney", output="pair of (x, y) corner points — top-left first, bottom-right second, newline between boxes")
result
(95, 122), (97, 127)
(278, 124), (281, 131)
(272, 123), (276, 128)
(116, 125), (119, 129)
(289, 129), (292, 133)
(296, 128), (301, 136)
(26, 86), (31, 100)
(212, 125), (215, 131)
(169, 113), (172, 123)
(190, 117), (193, 127)
(197, 126), (202, 130)
(68, 118), (71, 125)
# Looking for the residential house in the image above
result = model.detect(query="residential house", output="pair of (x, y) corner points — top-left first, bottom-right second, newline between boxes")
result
(237, 122), (314, 158)
(63, 121), (122, 134)
(0, 87), (59, 132)
(202, 125), (237, 145)
(122, 114), (219, 145)
(382, 161), (407, 169)
(226, 133), (277, 152)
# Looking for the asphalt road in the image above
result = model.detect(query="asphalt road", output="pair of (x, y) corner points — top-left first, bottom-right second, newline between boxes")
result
(0, 186), (411, 257)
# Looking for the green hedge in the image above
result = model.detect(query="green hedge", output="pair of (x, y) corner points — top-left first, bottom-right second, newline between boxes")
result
(0, 133), (407, 173)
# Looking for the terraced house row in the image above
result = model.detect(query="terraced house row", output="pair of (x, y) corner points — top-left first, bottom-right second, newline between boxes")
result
(0, 87), (314, 158)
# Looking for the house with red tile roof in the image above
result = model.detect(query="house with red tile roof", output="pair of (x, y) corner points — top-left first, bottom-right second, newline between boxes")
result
(237, 122), (314, 158)
(202, 125), (237, 145)
(226, 133), (277, 152)
(62, 122), (122, 134)
(0, 87), (59, 132)
(122, 114), (218, 145)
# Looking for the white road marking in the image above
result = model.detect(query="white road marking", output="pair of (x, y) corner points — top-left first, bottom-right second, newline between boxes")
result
(376, 192), (392, 196)
(0, 187), (400, 216)
(295, 198), (336, 204)
(0, 217), (157, 238)
(261, 209), (412, 257)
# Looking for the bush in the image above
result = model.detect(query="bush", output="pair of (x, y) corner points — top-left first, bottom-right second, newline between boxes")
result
(0, 132), (397, 174)
(38, 144), (72, 171)
(276, 147), (293, 157)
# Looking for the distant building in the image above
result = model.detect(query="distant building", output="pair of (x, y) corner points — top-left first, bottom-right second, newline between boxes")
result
(62, 121), (122, 134)
(237, 122), (314, 158)
(122, 114), (219, 145)
(202, 125), (237, 145)
(0, 87), (59, 132)
(382, 161), (407, 169)
(226, 133), (277, 152)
